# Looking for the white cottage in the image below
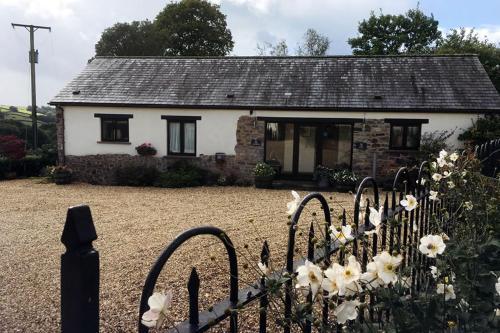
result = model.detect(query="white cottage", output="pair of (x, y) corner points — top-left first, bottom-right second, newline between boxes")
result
(50, 55), (500, 184)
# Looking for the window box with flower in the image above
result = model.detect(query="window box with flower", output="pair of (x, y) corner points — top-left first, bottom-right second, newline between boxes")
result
(135, 143), (157, 156)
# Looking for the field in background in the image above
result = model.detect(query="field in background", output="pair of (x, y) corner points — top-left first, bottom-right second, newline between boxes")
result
(0, 105), (54, 126)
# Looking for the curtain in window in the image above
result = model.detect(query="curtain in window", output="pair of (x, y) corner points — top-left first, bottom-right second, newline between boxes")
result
(169, 122), (181, 153)
(184, 123), (195, 154)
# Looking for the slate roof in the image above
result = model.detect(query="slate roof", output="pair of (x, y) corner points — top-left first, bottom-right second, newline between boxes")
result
(50, 55), (500, 113)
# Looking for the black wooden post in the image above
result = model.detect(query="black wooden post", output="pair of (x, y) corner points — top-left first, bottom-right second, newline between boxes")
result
(61, 205), (99, 333)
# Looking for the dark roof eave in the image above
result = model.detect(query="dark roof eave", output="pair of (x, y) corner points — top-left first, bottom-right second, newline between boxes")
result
(48, 101), (500, 114)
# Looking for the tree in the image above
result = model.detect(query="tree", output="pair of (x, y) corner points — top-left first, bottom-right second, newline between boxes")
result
(256, 28), (330, 56)
(458, 115), (500, 145)
(257, 40), (289, 56)
(348, 8), (441, 55)
(95, 21), (160, 56)
(296, 28), (330, 56)
(0, 135), (26, 160)
(95, 0), (234, 56)
(436, 28), (500, 92)
(154, 0), (233, 56)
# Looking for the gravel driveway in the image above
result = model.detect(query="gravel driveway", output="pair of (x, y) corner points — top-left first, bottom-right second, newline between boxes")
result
(0, 179), (355, 332)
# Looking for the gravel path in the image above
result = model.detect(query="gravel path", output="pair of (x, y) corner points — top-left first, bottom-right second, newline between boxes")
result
(0, 179), (355, 332)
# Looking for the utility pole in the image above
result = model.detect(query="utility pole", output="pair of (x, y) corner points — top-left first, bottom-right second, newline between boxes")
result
(11, 23), (51, 149)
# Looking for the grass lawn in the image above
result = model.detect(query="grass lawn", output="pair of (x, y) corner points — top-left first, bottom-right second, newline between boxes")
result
(0, 179), (356, 332)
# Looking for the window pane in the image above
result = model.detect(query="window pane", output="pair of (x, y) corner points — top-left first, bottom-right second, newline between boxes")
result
(102, 119), (115, 141)
(298, 126), (316, 173)
(265, 122), (294, 173)
(321, 124), (352, 168)
(115, 120), (129, 141)
(406, 126), (420, 148)
(391, 126), (404, 148)
(266, 123), (286, 141)
(169, 122), (181, 153)
(184, 122), (195, 154)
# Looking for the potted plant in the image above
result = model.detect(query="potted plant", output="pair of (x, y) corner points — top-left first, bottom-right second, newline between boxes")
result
(52, 165), (73, 185)
(253, 162), (275, 189)
(135, 143), (157, 156)
(331, 169), (358, 192)
(314, 165), (332, 188)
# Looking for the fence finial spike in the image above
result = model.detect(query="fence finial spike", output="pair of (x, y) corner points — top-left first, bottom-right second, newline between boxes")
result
(61, 205), (97, 251)
(188, 267), (200, 291)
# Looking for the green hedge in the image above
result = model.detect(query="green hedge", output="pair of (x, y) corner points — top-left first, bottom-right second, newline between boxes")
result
(0, 157), (10, 179)
(114, 161), (241, 188)
(0, 155), (47, 178)
(115, 166), (160, 186)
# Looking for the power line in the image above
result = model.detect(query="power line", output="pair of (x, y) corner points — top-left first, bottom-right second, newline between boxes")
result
(11, 23), (52, 150)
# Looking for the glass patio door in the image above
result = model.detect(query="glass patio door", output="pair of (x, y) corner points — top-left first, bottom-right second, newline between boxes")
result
(297, 125), (317, 174)
(265, 122), (353, 178)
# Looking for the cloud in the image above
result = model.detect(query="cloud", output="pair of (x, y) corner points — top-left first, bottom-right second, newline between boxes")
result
(0, 0), (78, 20)
(218, 0), (415, 55)
(211, 0), (274, 13)
(441, 25), (500, 45)
(472, 26), (500, 44)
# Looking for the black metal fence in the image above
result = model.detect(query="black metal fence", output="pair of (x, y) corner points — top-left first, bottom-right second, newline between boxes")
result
(475, 138), (500, 177)
(60, 163), (457, 332)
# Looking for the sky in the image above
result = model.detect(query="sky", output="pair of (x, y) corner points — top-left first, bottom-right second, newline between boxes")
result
(0, 0), (499, 107)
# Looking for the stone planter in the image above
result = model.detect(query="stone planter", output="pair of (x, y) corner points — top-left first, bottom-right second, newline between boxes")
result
(54, 171), (72, 185)
(254, 175), (274, 189)
(317, 176), (330, 189)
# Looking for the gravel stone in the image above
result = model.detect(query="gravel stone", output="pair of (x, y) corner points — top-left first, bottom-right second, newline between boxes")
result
(0, 179), (355, 332)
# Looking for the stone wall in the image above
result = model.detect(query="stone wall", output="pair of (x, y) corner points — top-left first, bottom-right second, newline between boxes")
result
(66, 154), (243, 185)
(234, 115), (266, 179)
(352, 119), (420, 180)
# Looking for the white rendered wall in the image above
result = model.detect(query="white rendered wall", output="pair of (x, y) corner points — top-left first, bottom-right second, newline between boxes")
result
(63, 106), (247, 156)
(63, 106), (482, 156)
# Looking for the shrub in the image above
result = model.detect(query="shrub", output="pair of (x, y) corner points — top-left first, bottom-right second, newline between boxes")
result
(42, 165), (56, 182)
(419, 130), (455, 159)
(234, 178), (252, 187)
(32, 144), (58, 166)
(0, 157), (10, 179)
(314, 165), (333, 180)
(0, 135), (26, 160)
(19, 155), (44, 177)
(330, 168), (358, 186)
(135, 143), (157, 156)
(253, 162), (275, 177)
(155, 169), (203, 188)
(115, 165), (160, 186)
(202, 170), (221, 186)
(458, 115), (500, 145)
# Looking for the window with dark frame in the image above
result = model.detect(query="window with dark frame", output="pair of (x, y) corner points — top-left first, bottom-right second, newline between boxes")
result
(389, 123), (422, 150)
(162, 116), (201, 156)
(94, 114), (132, 142)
